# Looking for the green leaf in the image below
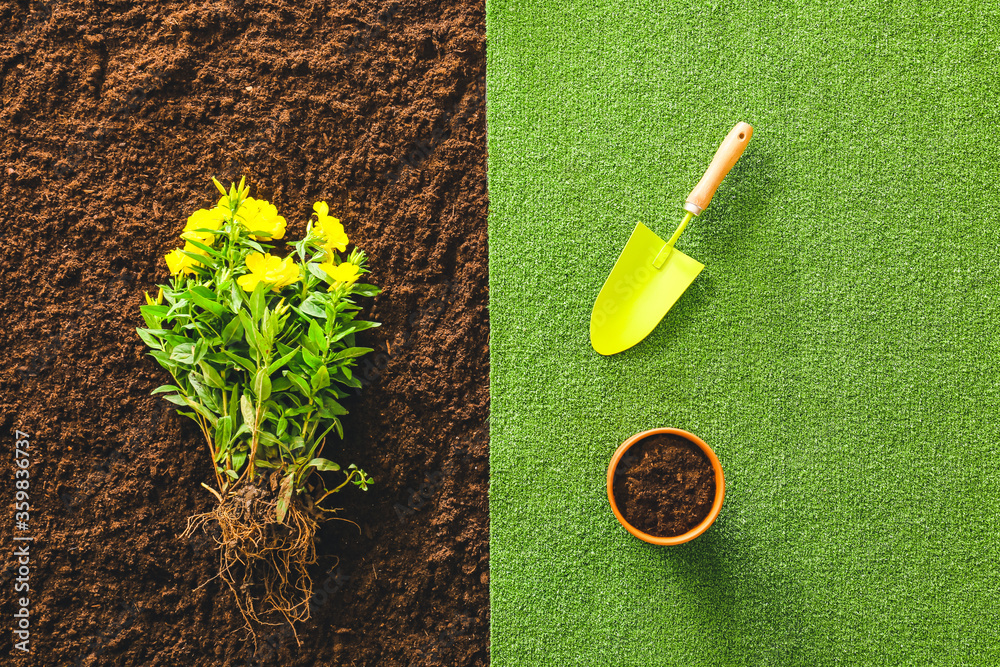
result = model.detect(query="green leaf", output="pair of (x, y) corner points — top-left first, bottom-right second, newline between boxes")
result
(240, 393), (256, 429)
(300, 334), (319, 357)
(140, 304), (169, 329)
(254, 458), (279, 469)
(261, 308), (276, 348)
(237, 308), (254, 334)
(285, 404), (315, 417)
(308, 457), (340, 472)
(188, 289), (226, 317)
(253, 368), (272, 402)
(190, 285), (217, 301)
(151, 384), (181, 395)
(163, 394), (187, 406)
(183, 237), (225, 258)
(238, 310), (261, 355)
(268, 348), (298, 374)
(215, 415), (233, 455)
(179, 249), (217, 268)
(226, 469), (239, 479)
(322, 396), (348, 416)
(330, 347), (373, 363)
(170, 343), (196, 364)
(198, 361), (226, 389)
(311, 365), (330, 392)
(299, 293), (327, 319)
(143, 327), (177, 337)
(250, 281), (267, 324)
(258, 430), (284, 449)
(223, 349), (255, 374)
(189, 373), (219, 413)
(165, 298), (190, 320)
(305, 435), (323, 463)
(350, 320), (381, 334)
(148, 349), (175, 370)
(287, 436), (306, 454)
(230, 449), (247, 473)
(228, 384), (239, 420)
(271, 376), (291, 392)
(307, 262), (329, 283)
(308, 319), (326, 352)
(284, 371), (311, 396)
(277, 416), (288, 437)
(302, 347), (323, 369)
(230, 281), (244, 311)
(231, 422), (251, 442)
(352, 283), (380, 298)
(329, 326), (356, 344)
(221, 316), (242, 345)
(136, 327), (163, 350)
(182, 396), (218, 426)
(314, 417), (344, 443)
(192, 338), (209, 365)
(276, 474), (294, 523)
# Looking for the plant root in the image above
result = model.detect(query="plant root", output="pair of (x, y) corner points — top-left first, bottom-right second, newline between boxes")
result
(181, 479), (326, 651)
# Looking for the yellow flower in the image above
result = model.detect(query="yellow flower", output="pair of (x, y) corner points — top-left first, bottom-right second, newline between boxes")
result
(144, 287), (164, 306)
(236, 197), (286, 240)
(213, 175), (248, 211)
(165, 247), (202, 275)
(180, 206), (227, 249)
(184, 206), (227, 233)
(319, 261), (361, 286)
(312, 201), (349, 253)
(237, 252), (300, 292)
(217, 193), (235, 212)
(212, 176), (228, 196)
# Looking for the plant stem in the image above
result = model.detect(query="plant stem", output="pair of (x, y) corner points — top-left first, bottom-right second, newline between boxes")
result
(168, 367), (225, 493)
(314, 470), (357, 506)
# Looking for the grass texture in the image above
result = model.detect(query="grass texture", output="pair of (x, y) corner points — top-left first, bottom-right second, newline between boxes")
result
(486, 1), (1000, 664)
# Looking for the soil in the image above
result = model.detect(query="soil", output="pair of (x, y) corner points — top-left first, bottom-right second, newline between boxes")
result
(0, 0), (488, 665)
(612, 435), (716, 538)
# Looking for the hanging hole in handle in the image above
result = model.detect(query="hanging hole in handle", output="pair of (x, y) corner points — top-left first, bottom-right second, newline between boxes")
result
(738, 132), (745, 139)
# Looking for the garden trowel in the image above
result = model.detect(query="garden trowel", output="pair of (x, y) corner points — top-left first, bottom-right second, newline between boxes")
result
(590, 122), (753, 355)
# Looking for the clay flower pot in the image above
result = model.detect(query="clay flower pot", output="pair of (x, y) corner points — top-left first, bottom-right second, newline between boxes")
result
(607, 427), (725, 546)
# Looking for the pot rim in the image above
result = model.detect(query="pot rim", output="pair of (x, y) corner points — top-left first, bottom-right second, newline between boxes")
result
(606, 427), (726, 546)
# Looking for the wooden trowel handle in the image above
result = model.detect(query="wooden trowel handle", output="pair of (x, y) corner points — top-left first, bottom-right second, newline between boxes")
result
(684, 122), (753, 216)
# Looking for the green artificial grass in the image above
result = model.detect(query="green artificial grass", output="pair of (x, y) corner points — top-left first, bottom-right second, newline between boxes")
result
(486, 1), (1000, 664)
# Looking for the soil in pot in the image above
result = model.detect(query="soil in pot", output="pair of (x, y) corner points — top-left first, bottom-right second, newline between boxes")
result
(612, 434), (717, 537)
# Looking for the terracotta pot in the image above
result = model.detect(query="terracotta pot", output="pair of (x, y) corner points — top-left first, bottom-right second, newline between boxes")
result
(606, 427), (725, 546)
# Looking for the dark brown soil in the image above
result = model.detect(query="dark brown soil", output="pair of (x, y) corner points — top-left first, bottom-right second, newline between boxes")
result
(612, 435), (716, 538)
(0, 0), (488, 665)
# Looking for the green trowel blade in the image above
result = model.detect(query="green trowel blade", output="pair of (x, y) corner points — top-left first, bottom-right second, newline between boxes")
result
(590, 222), (704, 356)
